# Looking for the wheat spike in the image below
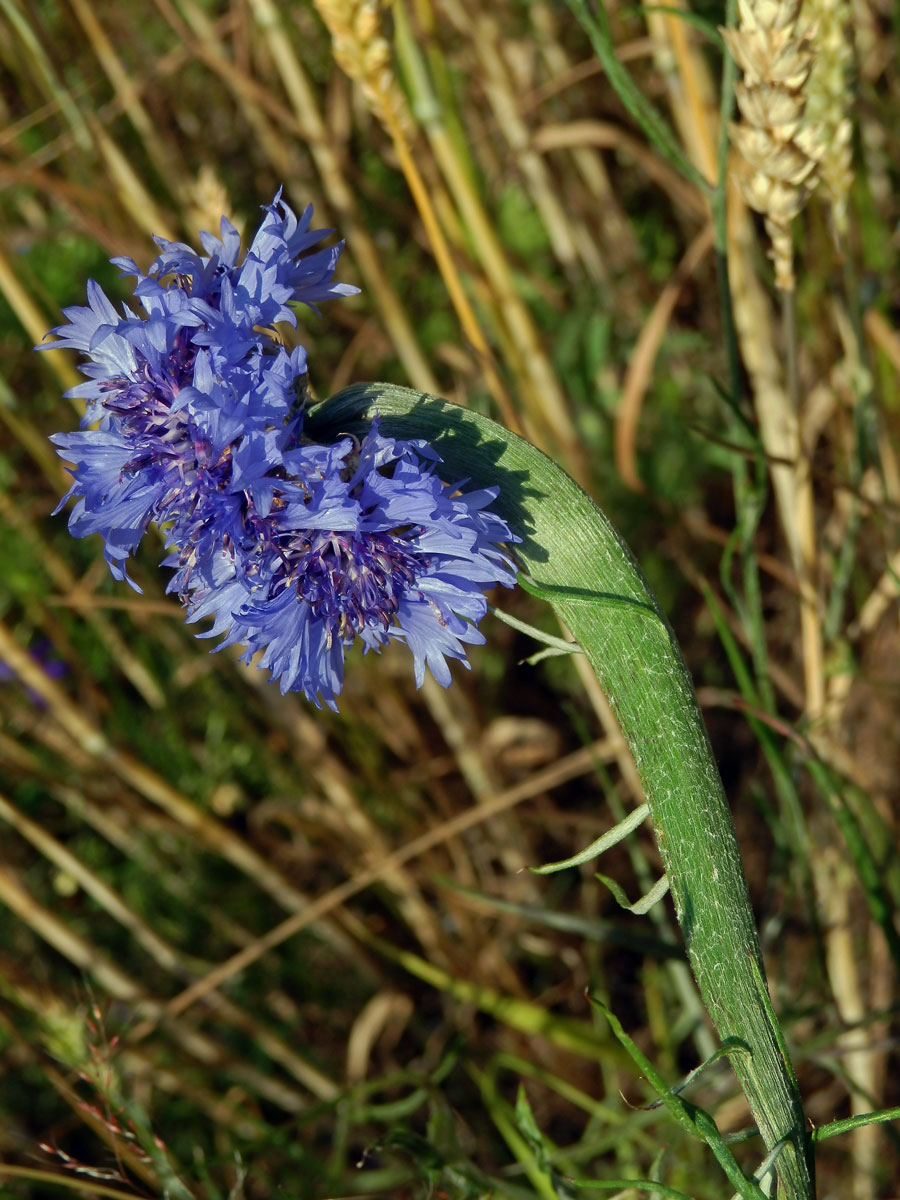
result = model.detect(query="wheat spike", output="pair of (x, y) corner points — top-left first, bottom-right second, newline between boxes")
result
(312, 0), (411, 132)
(802, 0), (854, 237)
(722, 0), (820, 291)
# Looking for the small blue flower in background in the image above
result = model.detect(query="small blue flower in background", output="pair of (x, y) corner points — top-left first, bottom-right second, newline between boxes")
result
(45, 192), (518, 708)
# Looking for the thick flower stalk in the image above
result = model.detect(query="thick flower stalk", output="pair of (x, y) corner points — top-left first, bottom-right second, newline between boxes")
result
(45, 194), (517, 708)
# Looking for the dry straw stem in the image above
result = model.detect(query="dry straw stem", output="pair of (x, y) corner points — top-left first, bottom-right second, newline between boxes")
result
(721, 0), (820, 293)
(0, 859), (319, 1116)
(420, 675), (540, 889)
(155, 0), (303, 182)
(126, 735), (624, 1036)
(425, 0), (587, 470)
(306, 0), (517, 426)
(0, 241), (79, 394)
(615, 223), (715, 492)
(468, 13), (581, 275)
(0, 494), (165, 708)
(233, 663), (447, 959)
(0, 620), (359, 961)
(0, 1007), (162, 1191)
(67, 0), (178, 200)
(815, 844), (884, 1199)
(317, 0), (591, 473)
(846, 543), (900, 641)
(531, 119), (708, 220)
(529, 2), (636, 277)
(0, 0), (91, 151)
(0, 792), (339, 1100)
(86, 113), (177, 242)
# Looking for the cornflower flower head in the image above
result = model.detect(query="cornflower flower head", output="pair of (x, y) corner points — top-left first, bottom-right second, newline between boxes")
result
(176, 419), (518, 709)
(46, 193), (518, 707)
(44, 191), (350, 585)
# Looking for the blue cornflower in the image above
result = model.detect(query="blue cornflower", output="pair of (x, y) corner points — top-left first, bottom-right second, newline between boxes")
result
(47, 194), (518, 707)
(178, 420), (518, 709)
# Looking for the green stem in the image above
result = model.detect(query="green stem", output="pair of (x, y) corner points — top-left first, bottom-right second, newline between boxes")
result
(308, 384), (816, 1199)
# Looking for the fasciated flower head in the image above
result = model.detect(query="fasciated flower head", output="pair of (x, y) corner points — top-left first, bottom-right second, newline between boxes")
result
(178, 420), (518, 709)
(46, 194), (518, 706)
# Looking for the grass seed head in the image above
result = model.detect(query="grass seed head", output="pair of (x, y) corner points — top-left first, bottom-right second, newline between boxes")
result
(803, 0), (854, 236)
(312, 0), (411, 131)
(723, 0), (820, 290)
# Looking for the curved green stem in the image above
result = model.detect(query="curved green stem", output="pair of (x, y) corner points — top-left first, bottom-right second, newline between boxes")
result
(308, 383), (815, 1199)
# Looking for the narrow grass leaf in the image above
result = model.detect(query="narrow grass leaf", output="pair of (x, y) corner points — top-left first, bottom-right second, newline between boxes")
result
(434, 877), (684, 958)
(635, 5), (726, 47)
(590, 995), (766, 1200)
(811, 1106), (900, 1142)
(569, 1181), (694, 1198)
(805, 758), (900, 974)
(467, 1066), (566, 1200)
(490, 603), (583, 657)
(667, 1038), (752, 1100)
(595, 871), (670, 915)
(564, 0), (711, 191)
(533, 804), (650, 874)
(747, 1135), (791, 1195)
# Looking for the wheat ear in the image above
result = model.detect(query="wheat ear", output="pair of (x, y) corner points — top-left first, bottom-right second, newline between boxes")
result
(722, 0), (819, 291)
(312, 0), (411, 131)
(803, 0), (854, 237)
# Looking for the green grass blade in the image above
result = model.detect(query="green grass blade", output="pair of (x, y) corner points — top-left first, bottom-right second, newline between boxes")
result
(811, 1106), (900, 1143)
(533, 804), (650, 874)
(594, 870), (670, 915)
(589, 994), (765, 1200)
(570, 1181), (694, 1199)
(564, 0), (711, 192)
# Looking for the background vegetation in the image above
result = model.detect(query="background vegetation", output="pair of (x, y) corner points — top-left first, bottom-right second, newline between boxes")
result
(0, 0), (898, 1196)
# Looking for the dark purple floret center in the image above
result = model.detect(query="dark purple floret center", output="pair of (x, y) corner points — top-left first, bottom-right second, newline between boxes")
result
(291, 529), (423, 644)
(103, 338), (232, 501)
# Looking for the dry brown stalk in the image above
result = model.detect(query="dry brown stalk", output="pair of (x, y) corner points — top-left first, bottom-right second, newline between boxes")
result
(615, 223), (715, 491)
(0, 495), (165, 708)
(0, 861), (316, 1114)
(420, 676), (540, 892)
(0, 619), (359, 959)
(0, 792), (340, 1100)
(816, 844), (882, 1199)
(529, 3), (633, 277)
(722, 0), (820, 291)
(531, 119), (708, 220)
(470, 14), (582, 274)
